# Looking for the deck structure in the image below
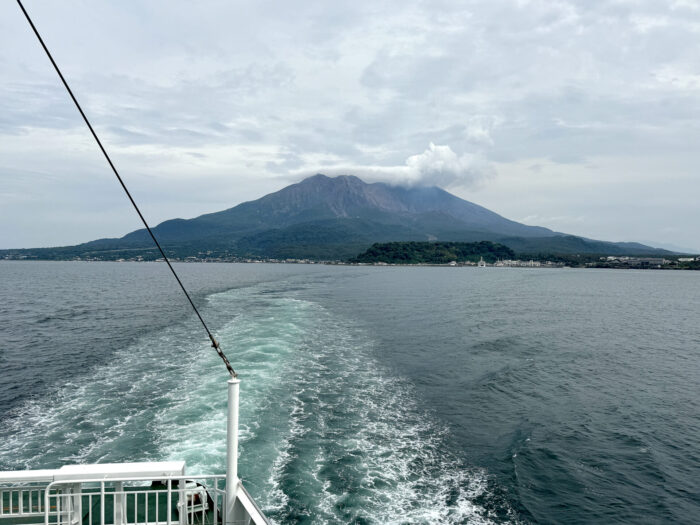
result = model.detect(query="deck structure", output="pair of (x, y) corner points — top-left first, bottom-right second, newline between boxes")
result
(0, 380), (268, 525)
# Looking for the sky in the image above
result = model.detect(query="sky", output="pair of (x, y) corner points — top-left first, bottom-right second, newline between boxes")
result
(1, 0), (699, 251)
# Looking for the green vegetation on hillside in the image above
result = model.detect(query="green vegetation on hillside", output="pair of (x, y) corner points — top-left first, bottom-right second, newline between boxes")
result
(0, 175), (674, 261)
(350, 241), (515, 264)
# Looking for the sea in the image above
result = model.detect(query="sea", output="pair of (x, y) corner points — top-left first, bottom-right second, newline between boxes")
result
(0, 261), (698, 524)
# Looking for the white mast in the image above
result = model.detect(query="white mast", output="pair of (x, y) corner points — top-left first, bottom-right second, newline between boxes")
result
(225, 377), (243, 524)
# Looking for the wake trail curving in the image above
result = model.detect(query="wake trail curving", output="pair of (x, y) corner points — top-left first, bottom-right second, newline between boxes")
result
(0, 281), (513, 524)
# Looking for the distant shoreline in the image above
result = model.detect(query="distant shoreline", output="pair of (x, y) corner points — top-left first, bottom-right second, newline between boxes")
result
(2, 258), (698, 270)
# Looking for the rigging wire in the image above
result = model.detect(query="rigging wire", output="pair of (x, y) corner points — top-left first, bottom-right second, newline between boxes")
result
(17, 0), (237, 378)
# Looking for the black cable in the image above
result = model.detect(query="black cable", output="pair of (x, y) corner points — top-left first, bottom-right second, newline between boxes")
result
(17, 0), (237, 378)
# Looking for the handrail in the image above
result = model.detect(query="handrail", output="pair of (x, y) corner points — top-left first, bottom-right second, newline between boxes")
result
(42, 474), (225, 487)
(35, 473), (228, 525)
(2, 470), (269, 524)
(0, 470), (58, 483)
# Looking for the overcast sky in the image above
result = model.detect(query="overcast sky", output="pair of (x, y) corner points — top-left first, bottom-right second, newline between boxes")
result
(1, 0), (699, 251)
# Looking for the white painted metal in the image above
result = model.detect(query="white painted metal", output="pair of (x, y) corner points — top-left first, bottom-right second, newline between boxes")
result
(114, 481), (125, 525)
(236, 484), (269, 525)
(0, 470), (56, 483)
(226, 377), (246, 525)
(0, 381), (268, 525)
(2, 466), (267, 524)
(54, 462), (186, 481)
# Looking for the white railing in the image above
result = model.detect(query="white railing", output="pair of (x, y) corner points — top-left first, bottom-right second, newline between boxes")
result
(0, 380), (268, 525)
(1, 471), (266, 525)
(45, 474), (225, 525)
(1, 483), (47, 523)
(1, 474), (226, 525)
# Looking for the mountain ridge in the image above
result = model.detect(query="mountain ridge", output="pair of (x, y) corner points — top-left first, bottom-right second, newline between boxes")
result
(97, 174), (558, 246)
(1, 174), (672, 260)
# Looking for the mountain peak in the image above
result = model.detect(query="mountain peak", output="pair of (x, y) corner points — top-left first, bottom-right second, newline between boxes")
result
(299, 173), (364, 186)
(237, 173), (555, 238)
(8, 173), (668, 260)
(116, 172), (553, 247)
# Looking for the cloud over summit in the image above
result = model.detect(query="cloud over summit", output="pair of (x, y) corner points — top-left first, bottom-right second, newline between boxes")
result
(292, 143), (492, 189)
(403, 143), (491, 187)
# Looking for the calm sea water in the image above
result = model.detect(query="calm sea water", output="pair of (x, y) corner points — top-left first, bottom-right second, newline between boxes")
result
(1, 261), (699, 524)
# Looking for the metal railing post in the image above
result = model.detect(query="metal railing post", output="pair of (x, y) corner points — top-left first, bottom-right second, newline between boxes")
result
(179, 478), (187, 525)
(44, 487), (50, 525)
(70, 483), (81, 525)
(100, 482), (105, 525)
(167, 479), (172, 525)
(225, 377), (240, 524)
(114, 481), (124, 525)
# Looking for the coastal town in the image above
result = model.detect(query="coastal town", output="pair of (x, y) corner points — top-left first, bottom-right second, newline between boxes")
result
(365, 256), (698, 269)
(367, 255), (699, 269)
(2, 252), (698, 270)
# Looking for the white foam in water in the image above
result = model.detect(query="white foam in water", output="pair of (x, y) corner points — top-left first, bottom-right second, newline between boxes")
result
(0, 281), (512, 524)
(0, 322), (208, 468)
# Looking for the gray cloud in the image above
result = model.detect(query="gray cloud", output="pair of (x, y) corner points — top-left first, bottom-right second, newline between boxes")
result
(1, 0), (699, 250)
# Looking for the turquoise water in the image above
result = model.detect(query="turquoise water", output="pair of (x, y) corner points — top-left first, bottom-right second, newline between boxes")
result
(1, 262), (699, 523)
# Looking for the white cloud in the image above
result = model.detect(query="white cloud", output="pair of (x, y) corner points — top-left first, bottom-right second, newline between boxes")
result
(290, 143), (493, 188)
(404, 143), (491, 187)
(653, 66), (700, 90)
(1, 0), (699, 248)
